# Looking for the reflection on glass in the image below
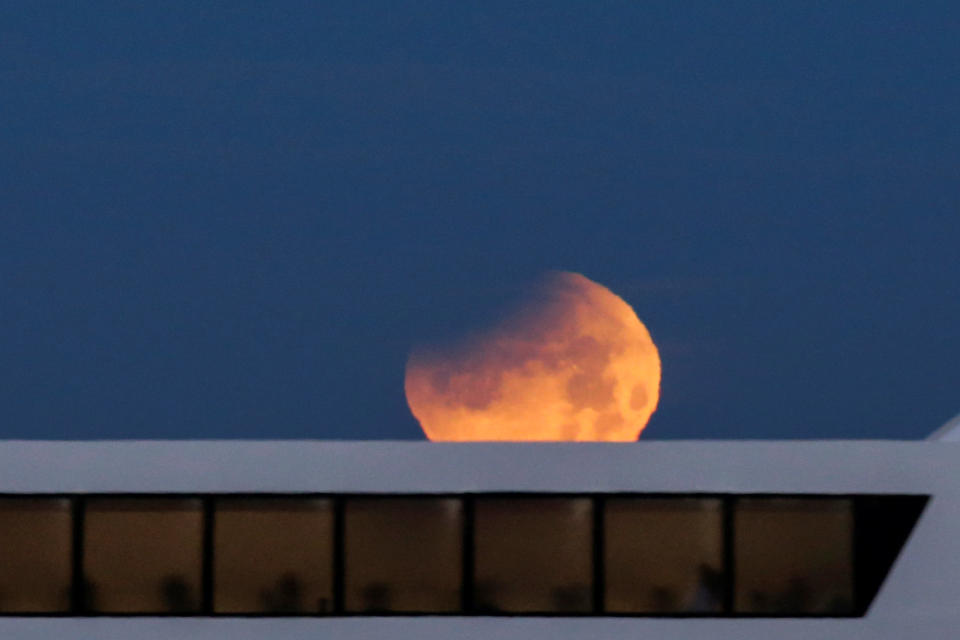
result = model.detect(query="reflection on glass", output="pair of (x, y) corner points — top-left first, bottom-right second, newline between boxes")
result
(735, 498), (854, 614)
(474, 498), (592, 613)
(0, 499), (72, 612)
(605, 498), (724, 613)
(214, 498), (333, 614)
(345, 498), (462, 612)
(84, 499), (203, 613)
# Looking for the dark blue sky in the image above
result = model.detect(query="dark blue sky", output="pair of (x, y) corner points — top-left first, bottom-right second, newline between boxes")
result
(2, 2), (958, 440)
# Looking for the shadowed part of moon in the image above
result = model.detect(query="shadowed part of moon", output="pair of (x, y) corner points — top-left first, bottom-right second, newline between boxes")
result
(405, 271), (661, 441)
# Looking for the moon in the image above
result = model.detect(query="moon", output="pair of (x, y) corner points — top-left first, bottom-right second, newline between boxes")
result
(404, 272), (661, 441)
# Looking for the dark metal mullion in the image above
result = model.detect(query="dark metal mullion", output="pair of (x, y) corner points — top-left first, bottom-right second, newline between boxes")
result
(333, 497), (345, 614)
(461, 495), (475, 613)
(201, 497), (215, 614)
(722, 496), (736, 614)
(71, 497), (86, 614)
(851, 496), (862, 614)
(592, 495), (605, 614)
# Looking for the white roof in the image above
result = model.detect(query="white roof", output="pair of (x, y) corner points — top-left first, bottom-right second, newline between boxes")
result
(0, 439), (947, 494)
(927, 412), (960, 441)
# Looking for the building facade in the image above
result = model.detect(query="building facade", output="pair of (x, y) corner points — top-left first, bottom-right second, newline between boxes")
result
(0, 439), (951, 639)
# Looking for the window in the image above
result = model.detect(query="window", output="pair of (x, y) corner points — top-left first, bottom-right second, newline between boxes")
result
(214, 498), (333, 614)
(83, 498), (203, 613)
(344, 498), (462, 612)
(734, 498), (854, 614)
(853, 495), (928, 614)
(473, 497), (593, 613)
(0, 499), (72, 613)
(0, 492), (926, 617)
(605, 497), (724, 613)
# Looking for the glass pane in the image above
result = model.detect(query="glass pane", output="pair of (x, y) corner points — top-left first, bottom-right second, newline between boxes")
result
(854, 495), (928, 614)
(605, 498), (724, 613)
(345, 498), (462, 613)
(473, 498), (592, 613)
(214, 498), (333, 614)
(84, 499), (203, 613)
(0, 499), (72, 612)
(735, 498), (854, 614)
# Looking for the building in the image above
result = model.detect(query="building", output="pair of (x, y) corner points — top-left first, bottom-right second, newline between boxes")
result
(0, 419), (956, 639)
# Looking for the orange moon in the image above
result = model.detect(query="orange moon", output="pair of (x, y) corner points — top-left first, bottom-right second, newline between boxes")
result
(404, 272), (661, 441)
